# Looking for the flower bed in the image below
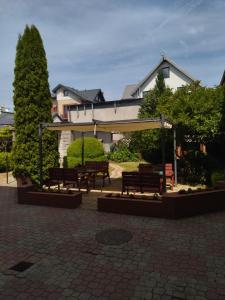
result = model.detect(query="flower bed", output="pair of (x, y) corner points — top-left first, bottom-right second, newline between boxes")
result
(98, 193), (165, 218)
(98, 188), (225, 219)
(163, 188), (225, 219)
(17, 185), (82, 209)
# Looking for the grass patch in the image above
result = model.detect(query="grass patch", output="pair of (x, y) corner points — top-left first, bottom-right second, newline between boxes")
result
(117, 161), (146, 172)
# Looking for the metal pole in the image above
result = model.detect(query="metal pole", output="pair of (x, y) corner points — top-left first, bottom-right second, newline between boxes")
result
(38, 123), (43, 187)
(5, 143), (8, 184)
(173, 128), (178, 186)
(161, 114), (166, 193)
(81, 132), (84, 166)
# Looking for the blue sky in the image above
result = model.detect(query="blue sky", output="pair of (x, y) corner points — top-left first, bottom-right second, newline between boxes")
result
(0, 0), (225, 109)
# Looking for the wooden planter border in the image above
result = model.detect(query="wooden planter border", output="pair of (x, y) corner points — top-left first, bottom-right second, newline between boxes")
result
(17, 186), (82, 209)
(98, 189), (225, 219)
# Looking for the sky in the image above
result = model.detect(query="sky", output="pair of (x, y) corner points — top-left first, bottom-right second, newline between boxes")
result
(0, 0), (225, 110)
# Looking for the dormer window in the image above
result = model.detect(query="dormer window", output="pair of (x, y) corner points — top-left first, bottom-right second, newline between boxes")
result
(160, 67), (170, 78)
(63, 90), (69, 96)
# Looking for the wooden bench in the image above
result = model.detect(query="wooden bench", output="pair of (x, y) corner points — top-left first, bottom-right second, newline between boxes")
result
(47, 168), (64, 191)
(47, 168), (89, 192)
(63, 168), (89, 192)
(85, 161), (111, 187)
(138, 163), (154, 173)
(122, 172), (162, 195)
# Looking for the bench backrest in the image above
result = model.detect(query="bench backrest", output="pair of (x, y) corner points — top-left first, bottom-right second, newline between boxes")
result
(49, 168), (64, 180)
(85, 161), (109, 172)
(122, 172), (140, 186)
(140, 173), (161, 187)
(139, 163), (153, 173)
(63, 168), (78, 181)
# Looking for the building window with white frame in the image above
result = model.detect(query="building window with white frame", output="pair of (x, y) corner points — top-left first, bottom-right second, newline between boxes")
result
(63, 90), (69, 97)
(159, 67), (170, 78)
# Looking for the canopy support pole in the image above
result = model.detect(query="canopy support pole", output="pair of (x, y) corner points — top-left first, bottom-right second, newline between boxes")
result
(38, 123), (43, 187)
(161, 115), (166, 193)
(81, 132), (84, 166)
(173, 128), (178, 186)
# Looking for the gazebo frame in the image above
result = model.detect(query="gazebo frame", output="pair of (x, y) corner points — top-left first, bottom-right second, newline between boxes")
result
(39, 115), (176, 193)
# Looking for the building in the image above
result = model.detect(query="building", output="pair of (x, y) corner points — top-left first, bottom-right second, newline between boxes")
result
(121, 55), (196, 99)
(51, 84), (105, 120)
(0, 111), (14, 129)
(55, 56), (197, 162)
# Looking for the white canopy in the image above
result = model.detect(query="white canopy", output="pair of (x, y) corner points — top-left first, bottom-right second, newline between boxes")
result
(44, 118), (172, 133)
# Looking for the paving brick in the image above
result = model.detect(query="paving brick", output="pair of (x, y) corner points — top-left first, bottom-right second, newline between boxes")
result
(1, 181), (225, 299)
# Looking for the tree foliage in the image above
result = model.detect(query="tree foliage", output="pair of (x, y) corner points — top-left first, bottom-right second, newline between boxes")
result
(155, 71), (166, 95)
(133, 78), (225, 171)
(157, 82), (225, 144)
(0, 127), (12, 152)
(131, 73), (172, 163)
(13, 25), (59, 184)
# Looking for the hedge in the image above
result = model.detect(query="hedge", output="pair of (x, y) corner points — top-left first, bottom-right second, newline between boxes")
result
(0, 152), (13, 172)
(65, 137), (106, 167)
(67, 137), (104, 158)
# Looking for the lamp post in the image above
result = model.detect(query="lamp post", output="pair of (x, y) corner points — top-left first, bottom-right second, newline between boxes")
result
(161, 114), (166, 193)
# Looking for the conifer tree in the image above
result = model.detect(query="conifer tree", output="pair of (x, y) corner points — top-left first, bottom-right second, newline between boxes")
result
(13, 25), (58, 184)
(155, 71), (166, 95)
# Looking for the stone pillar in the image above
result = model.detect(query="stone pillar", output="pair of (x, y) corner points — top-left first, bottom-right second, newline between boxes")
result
(58, 131), (73, 167)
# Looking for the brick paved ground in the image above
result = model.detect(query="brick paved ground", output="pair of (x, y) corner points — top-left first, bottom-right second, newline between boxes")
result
(0, 179), (225, 299)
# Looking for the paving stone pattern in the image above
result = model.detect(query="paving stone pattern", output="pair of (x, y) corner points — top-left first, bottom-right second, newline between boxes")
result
(1, 184), (225, 299)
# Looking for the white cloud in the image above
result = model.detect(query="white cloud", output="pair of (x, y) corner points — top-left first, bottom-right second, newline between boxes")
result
(0, 0), (225, 108)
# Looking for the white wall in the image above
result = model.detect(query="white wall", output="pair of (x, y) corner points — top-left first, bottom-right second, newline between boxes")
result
(69, 101), (141, 123)
(133, 62), (193, 98)
(66, 100), (141, 154)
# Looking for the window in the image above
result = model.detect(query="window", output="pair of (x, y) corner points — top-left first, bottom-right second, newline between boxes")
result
(159, 67), (170, 78)
(63, 90), (69, 97)
(62, 105), (68, 120)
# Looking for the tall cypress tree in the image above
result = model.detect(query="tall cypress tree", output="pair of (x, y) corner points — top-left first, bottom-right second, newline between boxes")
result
(13, 25), (58, 184)
(155, 71), (166, 95)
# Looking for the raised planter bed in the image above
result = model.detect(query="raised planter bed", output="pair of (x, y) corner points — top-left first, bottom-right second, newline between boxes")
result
(98, 194), (166, 218)
(163, 188), (225, 219)
(98, 188), (225, 219)
(17, 186), (82, 209)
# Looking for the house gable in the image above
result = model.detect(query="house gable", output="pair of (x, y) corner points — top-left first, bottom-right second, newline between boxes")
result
(130, 56), (197, 98)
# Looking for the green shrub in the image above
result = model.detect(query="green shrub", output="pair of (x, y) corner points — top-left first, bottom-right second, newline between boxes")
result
(0, 152), (13, 172)
(64, 137), (106, 167)
(211, 170), (225, 186)
(178, 151), (220, 185)
(108, 139), (138, 162)
(67, 137), (104, 159)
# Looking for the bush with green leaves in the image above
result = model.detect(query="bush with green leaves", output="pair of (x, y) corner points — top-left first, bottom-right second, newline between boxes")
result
(0, 152), (13, 173)
(211, 170), (225, 186)
(178, 150), (220, 185)
(64, 137), (106, 167)
(108, 139), (138, 162)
